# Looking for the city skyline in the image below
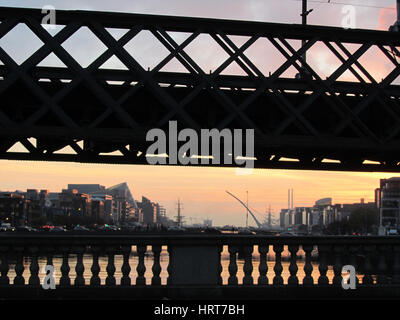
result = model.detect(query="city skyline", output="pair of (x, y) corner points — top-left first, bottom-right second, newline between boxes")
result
(0, 159), (396, 226)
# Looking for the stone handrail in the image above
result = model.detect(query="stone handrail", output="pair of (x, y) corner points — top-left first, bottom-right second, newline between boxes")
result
(0, 234), (399, 299)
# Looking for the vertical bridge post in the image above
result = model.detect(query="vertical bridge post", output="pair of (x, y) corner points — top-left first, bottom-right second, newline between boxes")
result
(167, 243), (221, 285)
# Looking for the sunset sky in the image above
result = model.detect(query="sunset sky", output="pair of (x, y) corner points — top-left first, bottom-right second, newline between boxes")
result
(0, 0), (399, 226)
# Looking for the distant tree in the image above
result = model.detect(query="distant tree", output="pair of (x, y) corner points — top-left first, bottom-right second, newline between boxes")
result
(30, 216), (46, 227)
(325, 220), (352, 235)
(348, 207), (379, 234)
(53, 215), (69, 226)
(33, 213), (106, 229)
(325, 207), (379, 235)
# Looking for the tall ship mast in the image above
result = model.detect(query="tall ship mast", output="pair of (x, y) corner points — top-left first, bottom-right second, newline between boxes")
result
(174, 199), (185, 228)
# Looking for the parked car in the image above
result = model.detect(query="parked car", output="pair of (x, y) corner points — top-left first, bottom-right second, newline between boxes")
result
(0, 223), (15, 232)
(237, 228), (255, 235)
(39, 225), (54, 232)
(277, 232), (296, 236)
(98, 224), (121, 231)
(49, 226), (67, 232)
(73, 225), (90, 232)
(120, 222), (143, 232)
(201, 227), (221, 234)
(167, 226), (185, 232)
(15, 225), (38, 233)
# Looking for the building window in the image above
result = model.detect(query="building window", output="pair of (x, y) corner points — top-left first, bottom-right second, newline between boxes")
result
(382, 200), (398, 208)
(382, 209), (398, 218)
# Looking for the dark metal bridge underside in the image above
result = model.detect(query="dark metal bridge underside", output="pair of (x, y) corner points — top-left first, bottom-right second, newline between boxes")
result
(1, 7), (400, 171)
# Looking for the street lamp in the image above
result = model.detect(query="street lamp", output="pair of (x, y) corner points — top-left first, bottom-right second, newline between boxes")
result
(297, 0), (313, 79)
(301, 0), (313, 57)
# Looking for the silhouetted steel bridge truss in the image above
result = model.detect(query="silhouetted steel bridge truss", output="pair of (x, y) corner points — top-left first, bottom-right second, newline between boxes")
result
(1, 7), (400, 171)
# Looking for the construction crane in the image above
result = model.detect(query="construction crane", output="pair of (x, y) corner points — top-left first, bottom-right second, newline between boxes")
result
(226, 191), (268, 229)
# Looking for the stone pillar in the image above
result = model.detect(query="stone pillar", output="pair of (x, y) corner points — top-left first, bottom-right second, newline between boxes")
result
(167, 246), (220, 285)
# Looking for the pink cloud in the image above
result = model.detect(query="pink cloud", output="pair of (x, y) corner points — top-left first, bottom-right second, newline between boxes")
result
(377, 5), (396, 31)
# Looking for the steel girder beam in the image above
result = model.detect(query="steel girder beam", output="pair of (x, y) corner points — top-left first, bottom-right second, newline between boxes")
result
(0, 7), (400, 171)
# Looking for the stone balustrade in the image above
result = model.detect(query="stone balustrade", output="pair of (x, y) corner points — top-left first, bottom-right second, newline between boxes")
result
(0, 234), (399, 300)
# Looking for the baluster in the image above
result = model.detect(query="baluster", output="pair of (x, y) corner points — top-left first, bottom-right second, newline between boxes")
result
(167, 246), (172, 285)
(13, 246), (25, 285)
(106, 246), (116, 286)
(348, 245), (359, 286)
(59, 246), (70, 286)
(90, 246), (101, 286)
(392, 245), (400, 285)
(317, 245), (330, 286)
(121, 245), (132, 286)
(74, 246), (85, 286)
(362, 245), (374, 285)
(377, 245), (388, 285)
(258, 245), (268, 285)
(136, 245), (147, 285)
(242, 246), (253, 285)
(151, 245), (161, 286)
(0, 246), (9, 285)
(302, 245), (314, 286)
(44, 246), (54, 267)
(288, 245), (299, 285)
(228, 246), (239, 285)
(332, 245), (344, 286)
(28, 246), (40, 286)
(218, 246), (223, 285)
(273, 244), (284, 285)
